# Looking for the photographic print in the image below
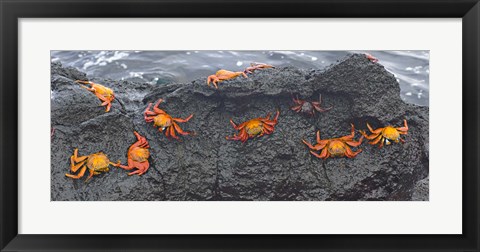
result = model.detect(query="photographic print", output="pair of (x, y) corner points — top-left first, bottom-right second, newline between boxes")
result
(50, 50), (429, 201)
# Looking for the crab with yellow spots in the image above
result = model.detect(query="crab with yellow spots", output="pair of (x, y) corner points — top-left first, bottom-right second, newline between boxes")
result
(360, 119), (409, 148)
(226, 110), (280, 143)
(75, 80), (115, 112)
(144, 98), (194, 140)
(303, 124), (364, 159)
(207, 69), (247, 89)
(65, 149), (119, 181)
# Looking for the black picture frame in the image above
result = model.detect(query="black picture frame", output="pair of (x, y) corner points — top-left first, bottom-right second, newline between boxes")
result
(1, 0), (478, 251)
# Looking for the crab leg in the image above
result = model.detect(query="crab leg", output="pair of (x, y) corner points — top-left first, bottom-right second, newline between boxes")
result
(310, 147), (329, 159)
(132, 161), (149, 175)
(366, 123), (383, 134)
(144, 116), (156, 123)
(152, 99), (168, 114)
(85, 169), (95, 182)
(240, 132), (249, 142)
(230, 120), (247, 130)
(78, 83), (96, 92)
(128, 169), (144, 176)
(65, 166), (87, 179)
(378, 138), (385, 148)
(144, 103), (160, 116)
(263, 124), (274, 134)
(273, 110), (280, 123)
(263, 112), (272, 120)
(344, 145), (362, 158)
(169, 126), (179, 139)
(360, 130), (380, 140)
(396, 119), (409, 132)
(172, 122), (191, 136)
(207, 75), (220, 88)
(133, 131), (144, 141)
(226, 129), (248, 142)
(312, 94), (333, 112)
(115, 159), (136, 170)
(302, 139), (327, 151)
(71, 149), (88, 163)
(291, 105), (302, 112)
(173, 114), (193, 123)
(94, 92), (112, 104)
(293, 95), (302, 104)
(346, 136), (364, 147)
(70, 160), (87, 173)
(369, 134), (383, 145)
(237, 72), (248, 78)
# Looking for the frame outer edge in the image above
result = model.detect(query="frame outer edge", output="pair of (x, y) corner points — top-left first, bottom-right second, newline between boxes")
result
(1, 0), (19, 251)
(0, 0), (3, 248)
(462, 1), (480, 251)
(1, 0), (480, 251)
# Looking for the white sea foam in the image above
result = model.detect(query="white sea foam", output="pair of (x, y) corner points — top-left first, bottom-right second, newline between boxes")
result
(82, 51), (129, 70)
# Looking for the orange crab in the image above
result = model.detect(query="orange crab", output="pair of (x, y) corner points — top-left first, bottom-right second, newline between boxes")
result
(226, 110), (280, 143)
(113, 131), (150, 176)
(243, 62), (275, 74)
(303, 124), (364, 159)
(291, 94), (332, 116)
(75, 80), (115, 112)
(66, 149), (119, 181)
(207, 69), (247, 89)
(365, 53), (378, 63)
(144, 98), (194, 140)
(360, 120), (408, 148)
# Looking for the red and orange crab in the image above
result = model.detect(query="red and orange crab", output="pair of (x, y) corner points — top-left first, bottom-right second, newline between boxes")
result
(207, 69), (247, 89)
(75, 80), (115, 112)
(244, 62), (275, 74)
(113, 131), (151, 176)
(144, 98), (194, 140)
(291, 94), (332, 116)
(360, 120), (408, 148)
(365, 53), (379, 63)
(226, 110), (280, 143)
(302, 124), (364, 159)
(66, 148), (119, 181)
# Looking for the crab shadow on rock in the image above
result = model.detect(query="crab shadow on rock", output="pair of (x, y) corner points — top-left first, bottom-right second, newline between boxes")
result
(51, 54), (429, 201)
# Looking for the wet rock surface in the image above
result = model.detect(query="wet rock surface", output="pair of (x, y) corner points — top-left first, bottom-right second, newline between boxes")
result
(51, 54), (429, 201)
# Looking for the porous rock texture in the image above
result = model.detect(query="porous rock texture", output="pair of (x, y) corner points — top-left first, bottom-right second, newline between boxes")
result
(51, 54), (429, 201)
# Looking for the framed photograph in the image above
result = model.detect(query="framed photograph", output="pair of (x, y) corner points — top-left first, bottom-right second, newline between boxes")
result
(1, 0), (478, 251)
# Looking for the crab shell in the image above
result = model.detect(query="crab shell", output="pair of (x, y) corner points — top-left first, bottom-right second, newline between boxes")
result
(154, 113), (174, 130)
(86, 153), (111, 172)
(91, 83), (114, 100)
(129, 147), (150, 163)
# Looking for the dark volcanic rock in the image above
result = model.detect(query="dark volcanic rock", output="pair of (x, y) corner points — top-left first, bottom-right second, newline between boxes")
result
(51, 54), (429, 201)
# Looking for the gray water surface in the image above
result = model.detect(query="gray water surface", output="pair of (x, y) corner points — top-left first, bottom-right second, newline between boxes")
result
(51, 50), (429, 106)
